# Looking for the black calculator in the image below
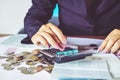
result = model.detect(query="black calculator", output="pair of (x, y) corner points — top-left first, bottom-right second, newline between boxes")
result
(39, 47), (92, 63)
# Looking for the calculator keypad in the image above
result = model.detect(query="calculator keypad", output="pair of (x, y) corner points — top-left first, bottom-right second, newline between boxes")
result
(42, 47), (78, 57)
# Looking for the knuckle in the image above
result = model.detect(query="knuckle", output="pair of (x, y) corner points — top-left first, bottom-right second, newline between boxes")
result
(111, 44), (119, 51)
(47, 23), (53, 26)
(111, 49), (115, 53)
(114, 29), (118, 31)
(41, 25), (45, 29)
(115, 41), (120, 47)
(109, 38), (117, 43)
(39, 25), (46, 31)
(102, 40), (107, 45)
(31, 34), (37, 42)
(99, 46), (104, 50)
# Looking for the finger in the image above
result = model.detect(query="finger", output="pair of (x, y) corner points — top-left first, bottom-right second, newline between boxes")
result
(39, 31), (61, 50)
(39, 25), (46, 31)
(31, 35), (40, 45)
(111, 39), (120, 54)
(47, 23), (66, 44)
(98, 38), (109, 52)
(103, 36), (119, 53)
(43, 25), (62, 45)
(32, 34), (49, 47)
(43, 29), (66, 49)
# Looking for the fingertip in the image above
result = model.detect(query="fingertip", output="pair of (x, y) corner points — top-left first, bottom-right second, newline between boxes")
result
(62, 37), (67, 45)
(110, 50), (115, 54)
(102, 49), (108, 53)
(46, 44), (50, 48)
(59, 44), (66, 50)
(97, 47), (103, 52)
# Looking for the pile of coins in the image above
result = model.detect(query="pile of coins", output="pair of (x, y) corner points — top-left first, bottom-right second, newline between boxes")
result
(0, 49), (54, 74)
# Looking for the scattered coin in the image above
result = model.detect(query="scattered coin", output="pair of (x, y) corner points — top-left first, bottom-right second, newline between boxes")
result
(31, 49), (40, 55)
(28, 67), (36, 71)
(4, 66), (14, 71)
(1, 63), (11, 67)
(21, 69), (31, 74)
(0, 56), (6, 59)
(29, 55), (39, 61)
(1, 63), (14, 71)
(17, 67), (26, 71)
(22, 52), (31, 56)
(12, 62), (20, 66)
(35, 65), (44, 72)
(16, 55), (24, 61)
(26, 60), (37, 66)
(28, 67), (36, 74)
(6, 56), (14, 62)
(45, 65), (54, 73)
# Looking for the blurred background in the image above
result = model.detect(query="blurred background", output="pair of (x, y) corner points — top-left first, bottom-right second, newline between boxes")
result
(0, 0), (58, 34)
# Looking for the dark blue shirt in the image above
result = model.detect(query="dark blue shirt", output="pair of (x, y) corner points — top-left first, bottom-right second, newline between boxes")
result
(24, 0), (120, 39)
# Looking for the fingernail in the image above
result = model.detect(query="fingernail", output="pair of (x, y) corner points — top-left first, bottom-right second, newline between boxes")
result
(61, 44), (67, 49)
(110, 51), (113, 54)
(46, 44), (50, 48)
(97, 48), (102, 52)
(54, 44), (61, 49)
(62, 38), (67, 45)
(110, 50), (116, 54)
(102, 49), (108, 53)
(59, 48), (65, 51)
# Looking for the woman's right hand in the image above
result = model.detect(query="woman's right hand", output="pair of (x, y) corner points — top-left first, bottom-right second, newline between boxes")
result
(31, 23), (67, 51)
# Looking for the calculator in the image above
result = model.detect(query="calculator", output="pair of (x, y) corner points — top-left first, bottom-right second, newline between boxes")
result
(39, 47), (92, 63)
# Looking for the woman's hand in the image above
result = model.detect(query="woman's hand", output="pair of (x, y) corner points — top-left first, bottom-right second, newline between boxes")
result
(98, 29), (120, 54)
(31, 23), (66, 51)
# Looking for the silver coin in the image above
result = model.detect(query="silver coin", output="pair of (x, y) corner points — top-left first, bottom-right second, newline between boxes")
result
(4, 66), (14, 71)
(17, 67), (27, 71)
(1, 63), (11, 67)
(12, 62), (20, 66)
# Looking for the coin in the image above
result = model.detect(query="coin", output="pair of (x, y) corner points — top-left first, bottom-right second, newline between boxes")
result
(6, 59), (16, 63)
(0, 56), (6, 59)
(4, 66), (14, 71)
(35, 65), (44, 72)
(22, 52), (31, 56)
(12, 62), (20, 66)
(6, 56), (14, 61)
(28, 67), (35, 71)
(17, 67), (26, 71)
(6, 52), (15, 56)
(45, 65), (54, 73)
(21, 69), (31, 74)
(1, 63), (11, 67)
(18, 67), (31, 74)
(26, 60), (36, 66)
(16, 55), (24, 61)
(28, 67), (36, 74)
(31, 49), (40, 55)
(29, 55), (39, 61)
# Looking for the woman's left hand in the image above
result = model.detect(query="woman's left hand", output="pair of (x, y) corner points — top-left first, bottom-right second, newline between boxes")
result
(98, 29), (120, 54)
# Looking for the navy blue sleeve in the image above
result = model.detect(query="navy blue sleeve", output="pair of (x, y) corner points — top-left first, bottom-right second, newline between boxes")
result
(24, 0), (57, 38)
